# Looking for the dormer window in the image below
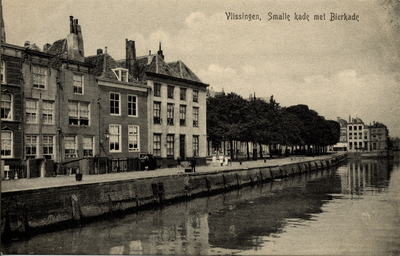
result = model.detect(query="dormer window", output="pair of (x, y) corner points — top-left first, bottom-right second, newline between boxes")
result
(112, 68), (128, 82)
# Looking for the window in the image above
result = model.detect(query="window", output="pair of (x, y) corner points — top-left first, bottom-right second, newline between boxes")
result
(154, 102), (161, 124)
(167, 134), (174, 157)
(354, 126), (357, 131)
(83, 137), (94, 157)
(26, 99), (38, 123)
(1, 93), (12, 120)
(349, 133), (352, 139)
(153, 134), (161, 157)
(167, 104), (174, 125)
(193, 136), (199, 157)
(128, 125), (140, 151)
(359, 132), (362, 139)
(349, 126), (352, 131)
(180, 105), (186, 126)
(193, 107), (199, 127)
(109, 124), (121, 152)
(128, 95), (137, 117)
(349, 142), (352, 150)
(65, 136), (77, 158)
(43, 135), (54, 159)
(1, 60), (5, 84)
(73, 74), (84, 94)
(1, 131), (12, 157)
(180, 88), (186, 101)
(110, 92), (120, 115)
(43, 101), (54, 124)
(193, 90), (199, 103)
(32, 65), (46, 89)
(359, 142), (363, 148)
(154, 83), (161, 97)
(26, 135), (37, 158)
(69, 101), (89, 126)
(167, 85), (174, 99)
(112, 68), (128, 82)
(359, 126), (362, 130)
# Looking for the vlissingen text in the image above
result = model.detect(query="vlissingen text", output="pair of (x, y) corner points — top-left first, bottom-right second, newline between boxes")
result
(225, 12), (261, 21)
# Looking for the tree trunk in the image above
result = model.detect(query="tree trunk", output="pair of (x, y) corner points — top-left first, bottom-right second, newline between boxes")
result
(246, 142), (250, 160)
(230, 140), (234, 160)
(259, 143), (263, 159)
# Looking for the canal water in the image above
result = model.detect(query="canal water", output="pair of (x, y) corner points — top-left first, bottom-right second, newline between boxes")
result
(2, 154), (400, 255)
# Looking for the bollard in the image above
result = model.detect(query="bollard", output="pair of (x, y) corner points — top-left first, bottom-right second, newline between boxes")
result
(264, 159), (266, 163)
(240, 161), (242, 165)
(75, 173), (83, 181)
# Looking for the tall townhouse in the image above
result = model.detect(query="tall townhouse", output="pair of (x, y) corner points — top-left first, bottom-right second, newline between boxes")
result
(21, 45), (59, 177)
(346, 117), (367, 152)
(368, 122), (389, 151)
(85, 40), (149, 171)
(1, 43), (23, 177)
(133, 43), (209, 167)
(43, 16), (99, 174)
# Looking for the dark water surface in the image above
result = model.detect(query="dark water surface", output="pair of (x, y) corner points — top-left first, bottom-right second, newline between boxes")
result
(3, 154), (400, 255)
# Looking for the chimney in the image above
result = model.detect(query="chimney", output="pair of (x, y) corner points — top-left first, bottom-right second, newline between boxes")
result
(125, 39), (136, 81)
(43, 43), (52, 52)
(97, 49), (103, 55)
(70, 16), (74, 33)
(67, 16), (84, 61)
(24, 41), (30, 47)
(102, 47), (107, 75)
(157, 42), (164, 60)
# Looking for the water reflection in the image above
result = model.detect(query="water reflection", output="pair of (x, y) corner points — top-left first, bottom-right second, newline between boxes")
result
(3, 155), (399, 255)
(339, 158), (392, 196)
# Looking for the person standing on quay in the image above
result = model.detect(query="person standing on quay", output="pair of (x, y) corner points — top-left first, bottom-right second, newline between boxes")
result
(191, 157), (196, 172)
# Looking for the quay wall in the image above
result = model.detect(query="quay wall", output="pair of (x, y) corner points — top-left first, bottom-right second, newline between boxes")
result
(1, 154), (347, 236)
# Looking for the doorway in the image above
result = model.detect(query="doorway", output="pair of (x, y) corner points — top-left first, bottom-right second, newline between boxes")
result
(180, 135), (185, 160)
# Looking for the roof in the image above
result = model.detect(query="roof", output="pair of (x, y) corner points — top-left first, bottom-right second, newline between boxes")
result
(121, 54), (206, 85)
(85, 53), (122, 80)
(45, 39), (67, 55)
(167, 61), (202, 83)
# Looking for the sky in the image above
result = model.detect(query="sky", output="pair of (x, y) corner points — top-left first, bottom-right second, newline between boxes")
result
(3, 0), (400, 137)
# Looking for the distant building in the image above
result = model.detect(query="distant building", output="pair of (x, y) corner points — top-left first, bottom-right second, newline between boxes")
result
(345, 116), (389, 152)
(368, 121), (389, 151)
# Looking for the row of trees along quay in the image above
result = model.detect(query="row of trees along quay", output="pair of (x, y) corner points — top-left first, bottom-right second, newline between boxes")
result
(207, 92), (341, 160)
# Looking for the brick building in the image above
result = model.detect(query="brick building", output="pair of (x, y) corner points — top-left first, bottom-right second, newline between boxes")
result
(2, 15), (209, 178)
(41, 16), (100, 175)
(85, 40), (149, 169)
(1, 43), (24, 170)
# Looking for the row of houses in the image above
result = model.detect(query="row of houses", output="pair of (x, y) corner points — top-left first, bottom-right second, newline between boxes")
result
(334, 116), (389, 152)
(1, 16), (209, 177)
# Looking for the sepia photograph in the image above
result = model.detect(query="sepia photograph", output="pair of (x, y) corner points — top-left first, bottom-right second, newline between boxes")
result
(1, 0), (399, 255)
